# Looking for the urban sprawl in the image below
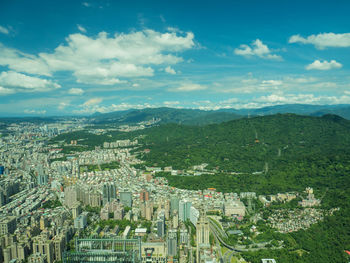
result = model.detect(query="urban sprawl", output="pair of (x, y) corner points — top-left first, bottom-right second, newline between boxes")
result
(0, 121), (335, 263)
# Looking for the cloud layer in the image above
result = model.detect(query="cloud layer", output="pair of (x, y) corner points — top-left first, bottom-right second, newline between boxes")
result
(0, 29), (195, 89)
(0, 71), (60, 93)
(289, 32), (350, 49)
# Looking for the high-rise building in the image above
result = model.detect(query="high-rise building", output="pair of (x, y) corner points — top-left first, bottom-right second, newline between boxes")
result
(140, 190), (149, 202)
(196, 210), (210, 262)
(53, 233), (66, 261)
(102, 183), (116, 205)
(0, 216), (16, 235)
(39, 216), (48, 230)
(180, 227), (188, 244)
(178, 200), (191, 222)
(196, 212), (210, 247)
(120, 191), (132, 207)
(170, 196), (179, 215)
(74, 212), (88, 229)
(167, 229), (178, 257)
(145, 201), (153, 221)
(172, 210), (179, 229)
(157, 211), (165, 238)
(64, 186), (77, 209)
(71, 202), (81, 219)
(32, 236), (54, 263)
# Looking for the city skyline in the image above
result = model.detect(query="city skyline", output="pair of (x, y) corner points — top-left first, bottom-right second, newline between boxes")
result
(1, 0), (350, 116)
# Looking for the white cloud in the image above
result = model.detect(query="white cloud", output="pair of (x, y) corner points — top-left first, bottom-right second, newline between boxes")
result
(77, 25), (86, 33)
(306, 60), (342, 70)
(0, 29), (194, 86)
(289, 32), (350, 49)
(58, 102), (69, 110)
(74, 101), (155, 114)
(0, 71), (60, 93)
(170, 83), (207, 92)
(260, 80), (283, 86)
(83, 98), (102, 106)
(234, 39), (282, 60)
(24, 109), (46, 115)
(164, 66), (176, 75)
(68, 88), (84, 95)
(0, 86), (14, 95)
(37, 29), (194, 85)
(0, 44), (51, 76)
(163, 101), (180, 106)
(82, 2), (90, 7)
(0, 26), (9, 35)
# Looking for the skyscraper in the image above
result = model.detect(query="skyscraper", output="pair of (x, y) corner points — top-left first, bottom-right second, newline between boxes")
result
(170, 196), (179, 215)
(119, 191), (132, 207)
(167, 229), (178, 257)
(102, 183), (116, 205)
(196, 210), (210, 262)
(178, 199), (191, 222)
(157, 211), (165, 238)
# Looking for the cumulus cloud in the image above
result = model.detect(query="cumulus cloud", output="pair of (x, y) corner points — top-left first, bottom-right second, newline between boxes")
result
(0, 29), (195, 86)
(0, 71), (60, 93)
(234, 39), (282, 60)
(306, 60), (342, 70)
(0, 44), (51, 76)
(289, 32), (350, 49)
(38, 30), (194, 85)
(0, 86), (14, 95)
(170, 83), (207, 92)
(0, 25), (9, 35)
(68, 88), (84, 95)
(77, 25), (86, 33)
(164, 66), (176, 75)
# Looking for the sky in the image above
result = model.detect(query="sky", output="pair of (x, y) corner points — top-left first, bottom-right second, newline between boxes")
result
(0, 0), (350, 116)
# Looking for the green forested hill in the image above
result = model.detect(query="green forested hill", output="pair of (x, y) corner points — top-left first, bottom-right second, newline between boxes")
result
(137, 114), (350, 263)
(139, 113), (350, 173)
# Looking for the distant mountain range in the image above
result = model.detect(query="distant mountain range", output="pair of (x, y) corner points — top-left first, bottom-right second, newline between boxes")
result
(89, 104), (350, 125)
(2, 104), (350, 125)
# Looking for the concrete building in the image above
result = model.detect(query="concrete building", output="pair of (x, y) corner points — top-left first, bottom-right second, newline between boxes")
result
(0, 216), (16, 235)
(64, 186), (77, 209)
(172, 210), (179, 229)
(120, 191), (132, 207)
(196, 211), (210, 263)
(224, 200), (246, 218)
(71, 202), (81, 219)
(141, 242), (167, 263)
(74, 212), (87, 229)
(179, 200), (191, 222)
(167, 229), (177, 257)
(170, 196), (179, 215)
(102, 183), (116, 205)
(157, 211), (165, 238)
(180, 227), (188, 244)
(140, 190), (149, 202)
(32, 236), (54, 263)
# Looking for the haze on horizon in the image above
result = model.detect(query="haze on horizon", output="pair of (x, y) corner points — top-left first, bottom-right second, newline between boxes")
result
(0, 0), (350, 116)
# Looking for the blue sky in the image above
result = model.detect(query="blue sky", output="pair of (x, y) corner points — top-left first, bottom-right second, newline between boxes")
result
(0, 0), (350, 116)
